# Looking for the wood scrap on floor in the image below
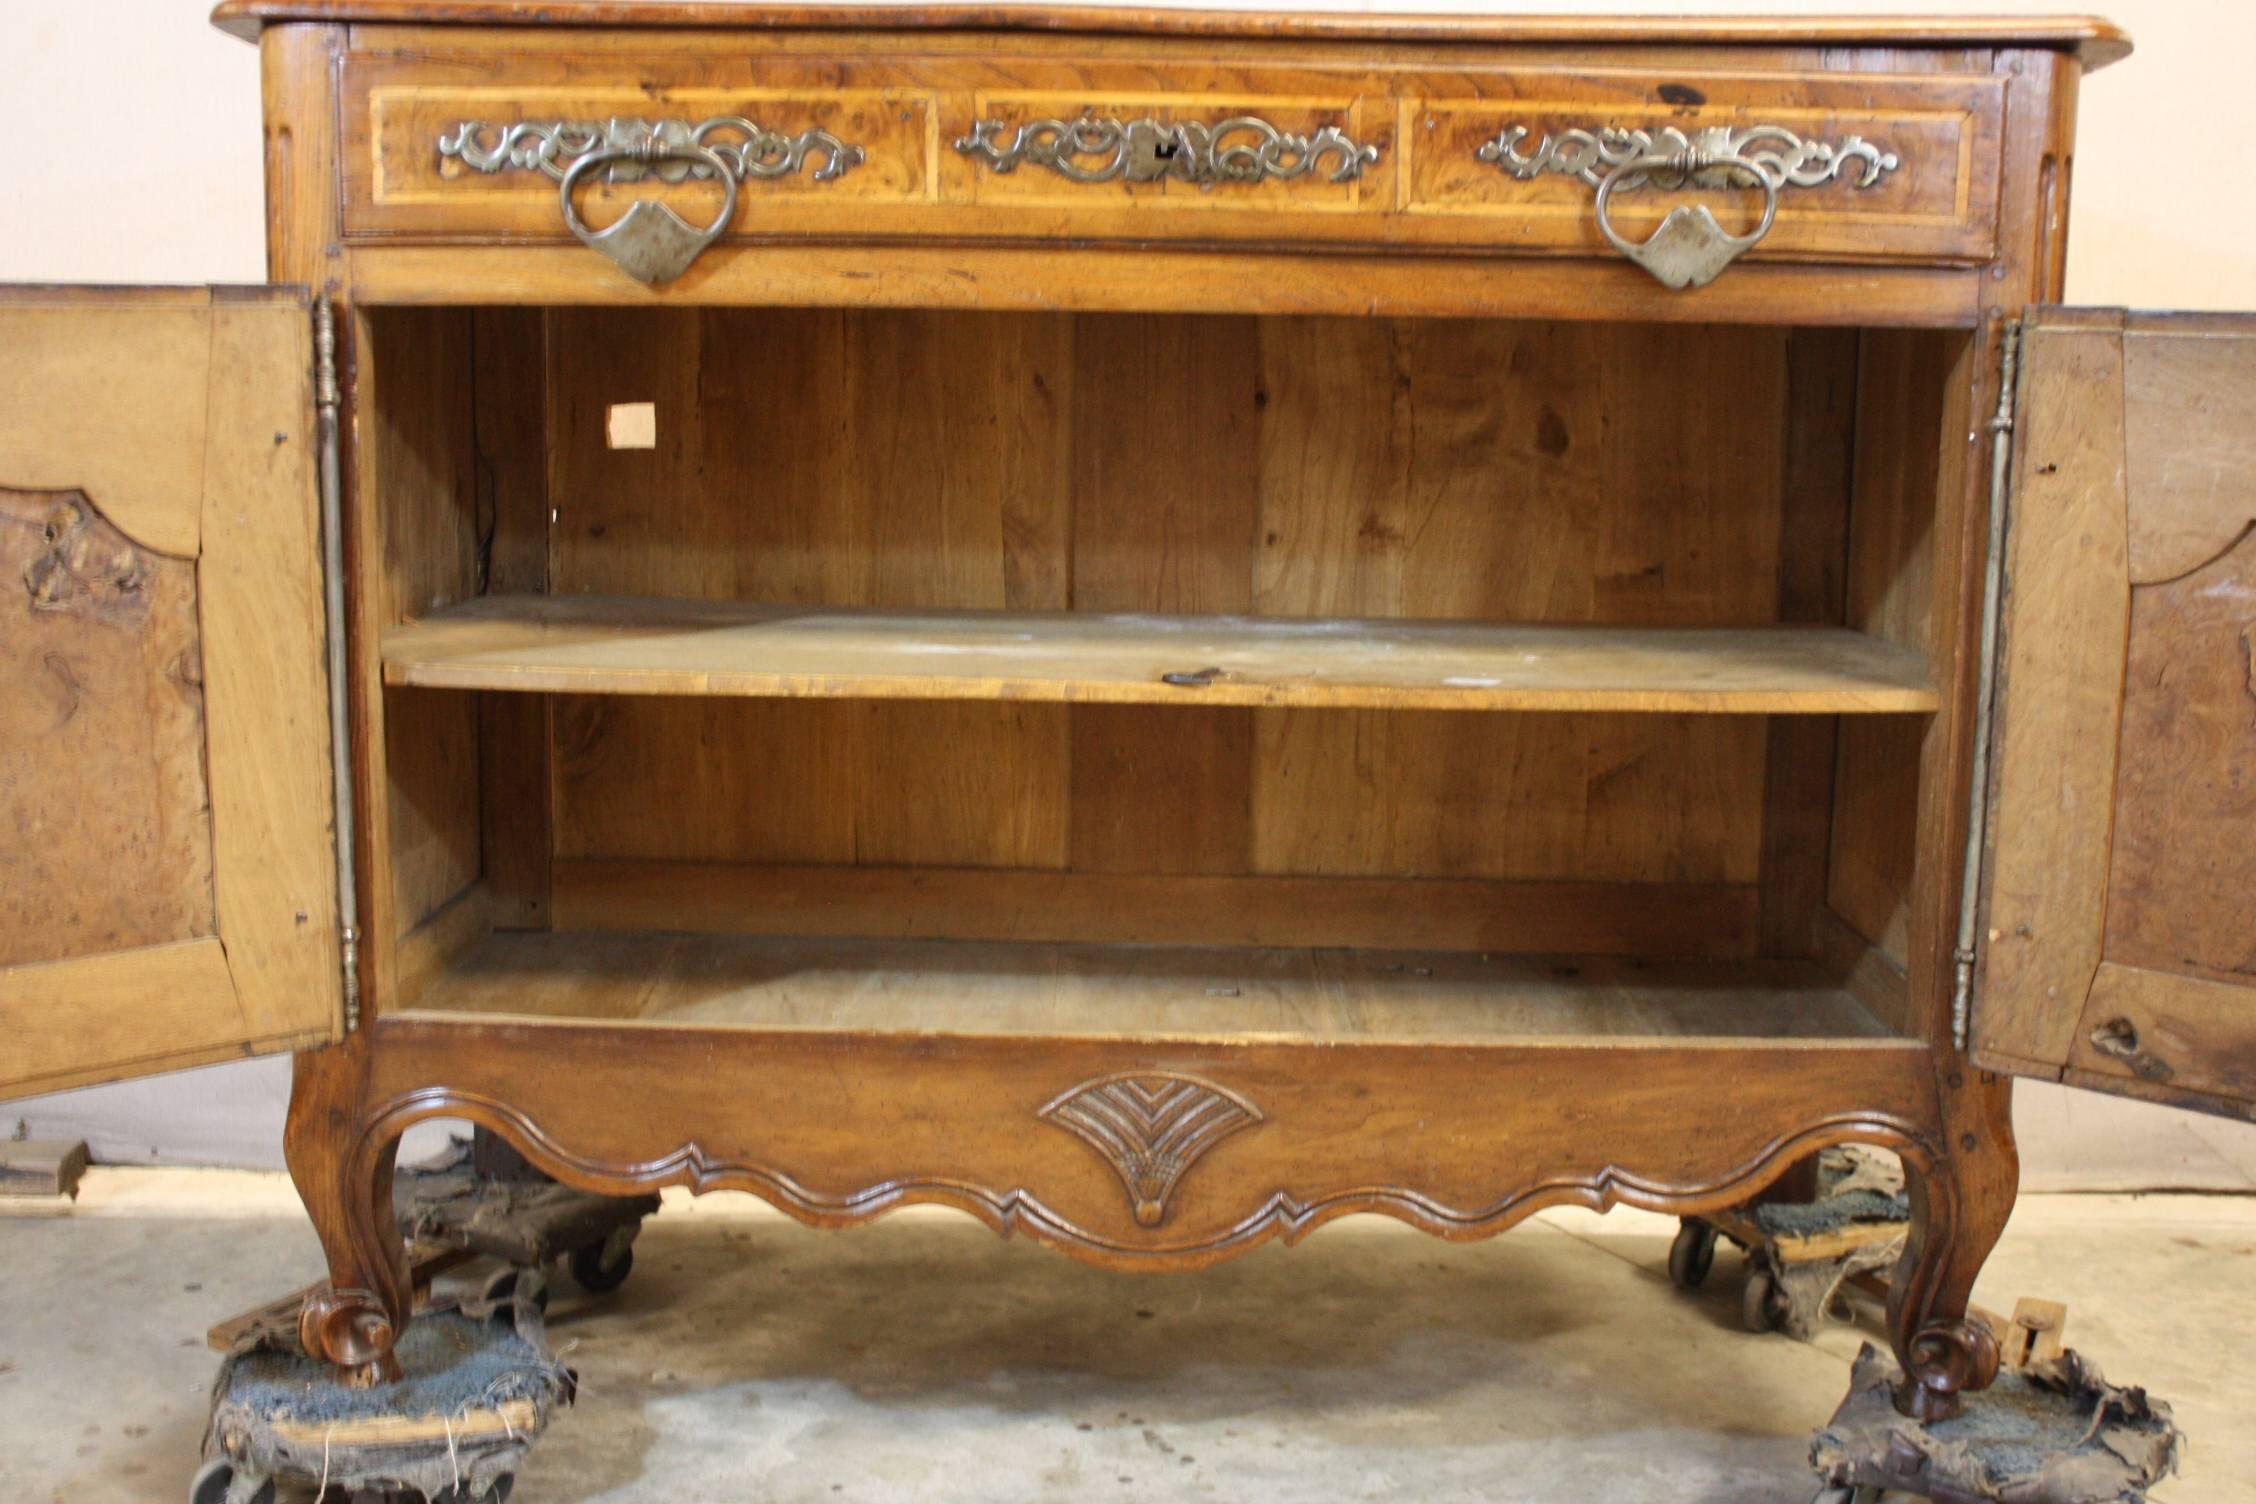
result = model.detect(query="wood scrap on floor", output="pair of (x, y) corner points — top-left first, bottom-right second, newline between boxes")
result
(0, 1139), (89, 1198)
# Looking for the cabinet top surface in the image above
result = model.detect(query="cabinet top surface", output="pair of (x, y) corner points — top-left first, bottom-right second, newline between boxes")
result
(208, 2), (2130, 67)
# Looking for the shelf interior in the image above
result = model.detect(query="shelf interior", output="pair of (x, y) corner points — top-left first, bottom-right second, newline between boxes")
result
(403, 929), (1901, 1043)
(382, 596), (1938, 714)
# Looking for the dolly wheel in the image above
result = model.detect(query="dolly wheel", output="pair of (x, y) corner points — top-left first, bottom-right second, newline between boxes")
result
(1810, 1488), (1885, 1504)
(1742, 1268), (1784, 1333)
(570, 1227), (637, 1294)
(188, 1458), (274, 1504)
(1667, 1219), (1718, 1290)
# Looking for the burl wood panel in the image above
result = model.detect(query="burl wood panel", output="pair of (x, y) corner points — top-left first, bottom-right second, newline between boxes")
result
(494, 311), (1870, 937)
(337, 30), (2006, 265)
(0, 488), (213, 967)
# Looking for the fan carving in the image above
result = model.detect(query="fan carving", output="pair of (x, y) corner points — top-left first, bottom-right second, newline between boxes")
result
(1040, 1073), (1263, 1228)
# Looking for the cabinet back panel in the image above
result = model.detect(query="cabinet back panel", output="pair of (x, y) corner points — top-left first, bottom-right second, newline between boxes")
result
(535, 309), (1834, 900)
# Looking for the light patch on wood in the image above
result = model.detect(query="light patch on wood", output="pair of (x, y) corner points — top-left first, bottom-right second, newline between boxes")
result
(0, 486), (215, 968)
(605, 401), (656, 449)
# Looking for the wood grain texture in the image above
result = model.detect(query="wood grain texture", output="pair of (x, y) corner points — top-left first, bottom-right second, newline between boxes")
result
(550, 860), (1761, 959)
(1974, 316), (2256, 1115)
(529, 311), (1851, 906)
(201, 299), (349, 1039)
(246, 7), (2117, 1394)
(1760, 327), (1858, 953)
(0, 303), (215, 557)
(0, 290), (340, 1101)
(355, 1011), (1940, 1265)
(333, 35), (2007, 264)
(0, 942), (258, 1099)
(342, 243), (1989, 329)
(2066, 963), (2256, 1121)
(2121, 322), (2256, 585)
(1972, 316), (2128, 1070)
(208, 4), (2134, 70)
(384, 597), (1939, 712)
(368, 309), (484, 941)
(2100, 524), (2256, 984)
(1830, 330), (1968, 963)
(470, 308), (554, 929)
(404, 928), (1895, 1039)
(0, 488), (212, 968)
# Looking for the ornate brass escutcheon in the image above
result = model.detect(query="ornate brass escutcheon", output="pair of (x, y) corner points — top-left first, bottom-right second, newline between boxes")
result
(1476, 122), (1899, 289)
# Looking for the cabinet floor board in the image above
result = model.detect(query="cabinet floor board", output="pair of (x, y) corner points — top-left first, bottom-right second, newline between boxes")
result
(402, 929), (1901, 1044)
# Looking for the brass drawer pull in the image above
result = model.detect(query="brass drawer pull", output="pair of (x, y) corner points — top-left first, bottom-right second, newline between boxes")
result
(1476, 124), (1899, 289)
(437, 117), (866, 283)
(955, 113), (1378, 187)
(558, 141), (737, 286)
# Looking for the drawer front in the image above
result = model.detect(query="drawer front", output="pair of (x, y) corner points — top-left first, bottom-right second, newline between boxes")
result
(1404, 70), (2005, 264)
(343, 34), (2007, 276)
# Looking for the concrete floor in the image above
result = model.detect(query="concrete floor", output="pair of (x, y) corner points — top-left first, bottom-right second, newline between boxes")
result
(2, 1174), (2248, 1504)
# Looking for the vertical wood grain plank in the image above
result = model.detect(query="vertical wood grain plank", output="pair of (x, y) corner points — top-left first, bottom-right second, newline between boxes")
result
(473, 308), (552, 929)
(1761, 328), (1859, 955)
(1974, 316), (2129, 1067)
(1069, 313), (1260, 875)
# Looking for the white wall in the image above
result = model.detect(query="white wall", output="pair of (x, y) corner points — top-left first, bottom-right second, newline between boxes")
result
(7, 0), (2256, 1188)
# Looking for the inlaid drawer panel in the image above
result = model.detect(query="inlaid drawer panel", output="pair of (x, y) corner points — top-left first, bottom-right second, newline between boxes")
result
(1404, 69), (2006, 263)
(342, 31), (2010, 278)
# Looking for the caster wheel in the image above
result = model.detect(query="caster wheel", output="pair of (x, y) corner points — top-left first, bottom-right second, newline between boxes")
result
(1668, 1218), (1718, 1290)
(189, 1458), (275, 1504)
(570, 1227), (637, 1294)
(1742, 1268), (1783, 1333)
(482, 1264), (550, 1313)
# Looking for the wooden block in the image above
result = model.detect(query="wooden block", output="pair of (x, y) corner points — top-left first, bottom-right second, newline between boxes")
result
(0, 1139), (89, 1199)
(2003, 1296), (2069, 1371)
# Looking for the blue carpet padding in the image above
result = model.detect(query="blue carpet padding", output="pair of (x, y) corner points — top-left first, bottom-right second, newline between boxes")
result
(221, 1309), (557, 1423)
(1753, 1188), (1909, 1237)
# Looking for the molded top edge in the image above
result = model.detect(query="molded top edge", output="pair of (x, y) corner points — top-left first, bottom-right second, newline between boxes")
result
(208, 3), (2130, 69)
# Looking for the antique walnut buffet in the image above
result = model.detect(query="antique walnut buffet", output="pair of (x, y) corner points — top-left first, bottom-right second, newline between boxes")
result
(7, 1), (2254, 1436)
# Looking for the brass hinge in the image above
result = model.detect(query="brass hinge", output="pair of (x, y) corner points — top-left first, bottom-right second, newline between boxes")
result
(1951, 319), (2024, 1052)
(315, 297), (363, 1034)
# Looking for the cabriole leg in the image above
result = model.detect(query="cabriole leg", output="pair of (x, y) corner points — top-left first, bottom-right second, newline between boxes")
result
(284, 1043), (412, 1386)
(1887, 1068), (2019, 1420)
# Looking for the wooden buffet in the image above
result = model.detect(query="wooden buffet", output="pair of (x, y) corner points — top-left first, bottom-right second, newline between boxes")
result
(7, 1), (2254, 1447)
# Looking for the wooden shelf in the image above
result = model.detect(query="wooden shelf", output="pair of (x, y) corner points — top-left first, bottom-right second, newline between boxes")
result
(403, 931), (1900, 1044)
(381, 595), (1938, 714)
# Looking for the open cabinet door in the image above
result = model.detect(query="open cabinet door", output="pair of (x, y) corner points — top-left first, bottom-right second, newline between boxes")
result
(1974, 309), (2256, 1121)
(0, 288), (342, 1099)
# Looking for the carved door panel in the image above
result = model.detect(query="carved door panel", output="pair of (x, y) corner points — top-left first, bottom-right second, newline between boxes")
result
(0, 288), (341, 1099)
(1974, 310), (2256, 1121)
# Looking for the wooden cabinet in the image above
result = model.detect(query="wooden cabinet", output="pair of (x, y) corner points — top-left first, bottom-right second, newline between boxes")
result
(12, 0), (2249, 1442)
